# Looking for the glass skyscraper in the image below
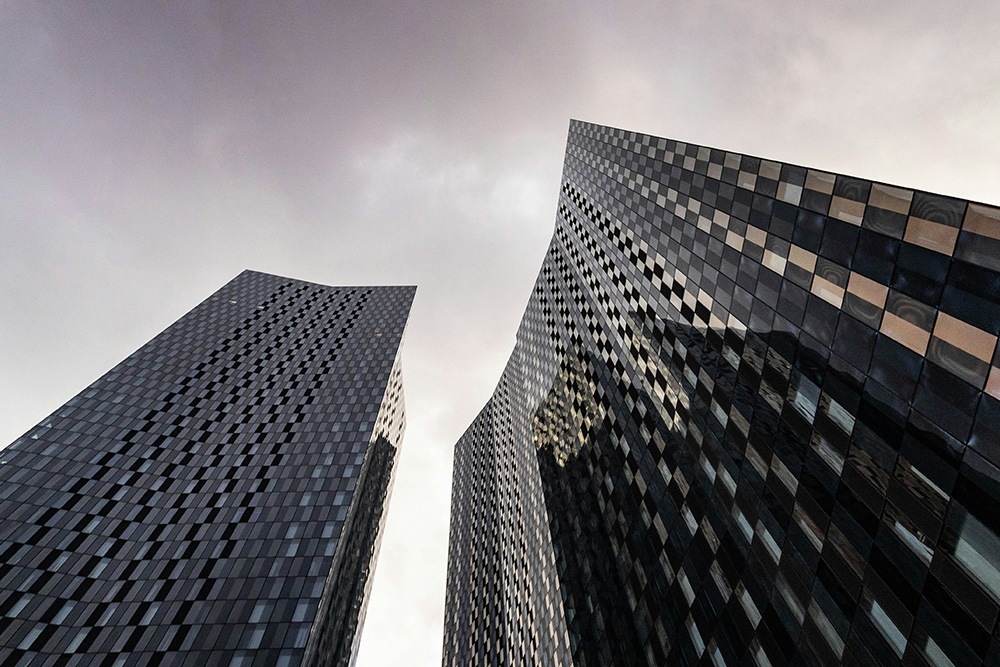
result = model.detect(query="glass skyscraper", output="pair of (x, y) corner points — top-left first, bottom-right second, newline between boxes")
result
(444, 121), (1000, 666)
(0, 270), (415, 667)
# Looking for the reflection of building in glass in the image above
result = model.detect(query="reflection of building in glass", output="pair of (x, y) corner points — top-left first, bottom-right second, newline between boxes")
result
(444, 120), (1000, 666)
(0, 270), (414, 667)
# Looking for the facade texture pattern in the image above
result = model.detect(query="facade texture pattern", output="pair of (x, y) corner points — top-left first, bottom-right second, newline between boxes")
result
(444, 120), (1000, 667)
(0, 270), (415, 667)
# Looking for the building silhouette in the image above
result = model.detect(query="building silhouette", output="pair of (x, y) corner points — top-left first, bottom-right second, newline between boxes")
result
(0, 270), (415, 667)
(444, 121), (1000, 666)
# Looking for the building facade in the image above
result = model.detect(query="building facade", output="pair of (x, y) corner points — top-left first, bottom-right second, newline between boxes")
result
(444, 120), (1000, 666)
(0, 270), (415, 667)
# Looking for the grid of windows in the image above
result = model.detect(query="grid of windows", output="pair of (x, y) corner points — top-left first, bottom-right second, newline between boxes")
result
(0, 270), (415, 667)
(444, 120), (1000, 667)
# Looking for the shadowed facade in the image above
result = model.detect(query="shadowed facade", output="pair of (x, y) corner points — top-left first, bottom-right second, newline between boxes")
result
(444, 120), (1000, 666)
(0, 270), (414, 667)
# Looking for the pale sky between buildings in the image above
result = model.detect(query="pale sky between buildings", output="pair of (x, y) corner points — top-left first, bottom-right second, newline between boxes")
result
(2, 2), (1000, 665)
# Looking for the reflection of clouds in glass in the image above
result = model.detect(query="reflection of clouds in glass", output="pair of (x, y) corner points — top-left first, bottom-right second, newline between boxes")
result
(954, 509), (1000, 600)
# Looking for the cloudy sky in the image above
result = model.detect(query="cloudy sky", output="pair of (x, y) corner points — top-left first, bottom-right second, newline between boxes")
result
(2, 1), (999, 664)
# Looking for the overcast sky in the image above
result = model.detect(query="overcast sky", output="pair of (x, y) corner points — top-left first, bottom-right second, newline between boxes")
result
(2, 2), (1000, 665)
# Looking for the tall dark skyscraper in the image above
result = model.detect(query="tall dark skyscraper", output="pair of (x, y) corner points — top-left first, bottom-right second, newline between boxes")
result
(444, 121), (1000, 666)
(0, 270), (415, 667)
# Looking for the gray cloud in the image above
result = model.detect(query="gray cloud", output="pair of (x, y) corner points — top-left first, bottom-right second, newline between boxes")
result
(2, 1), (999, 665)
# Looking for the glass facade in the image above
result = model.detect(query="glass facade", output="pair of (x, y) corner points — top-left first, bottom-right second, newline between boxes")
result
(0, 270), (415, 667)
(444, 121), (1000, 666)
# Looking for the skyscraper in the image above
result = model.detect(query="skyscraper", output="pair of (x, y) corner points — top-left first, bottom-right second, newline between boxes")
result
(444, 121), (1000, 666)
(0, 270), (415, 667)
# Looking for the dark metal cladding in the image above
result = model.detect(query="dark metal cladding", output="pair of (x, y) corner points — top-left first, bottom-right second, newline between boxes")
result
(444, 120), (1000, 667)
(0, 270), (415, 667)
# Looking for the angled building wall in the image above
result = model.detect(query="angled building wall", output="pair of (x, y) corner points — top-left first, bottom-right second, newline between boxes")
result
(444, 120), (1000, 666)
(0, 270), (415, 667)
